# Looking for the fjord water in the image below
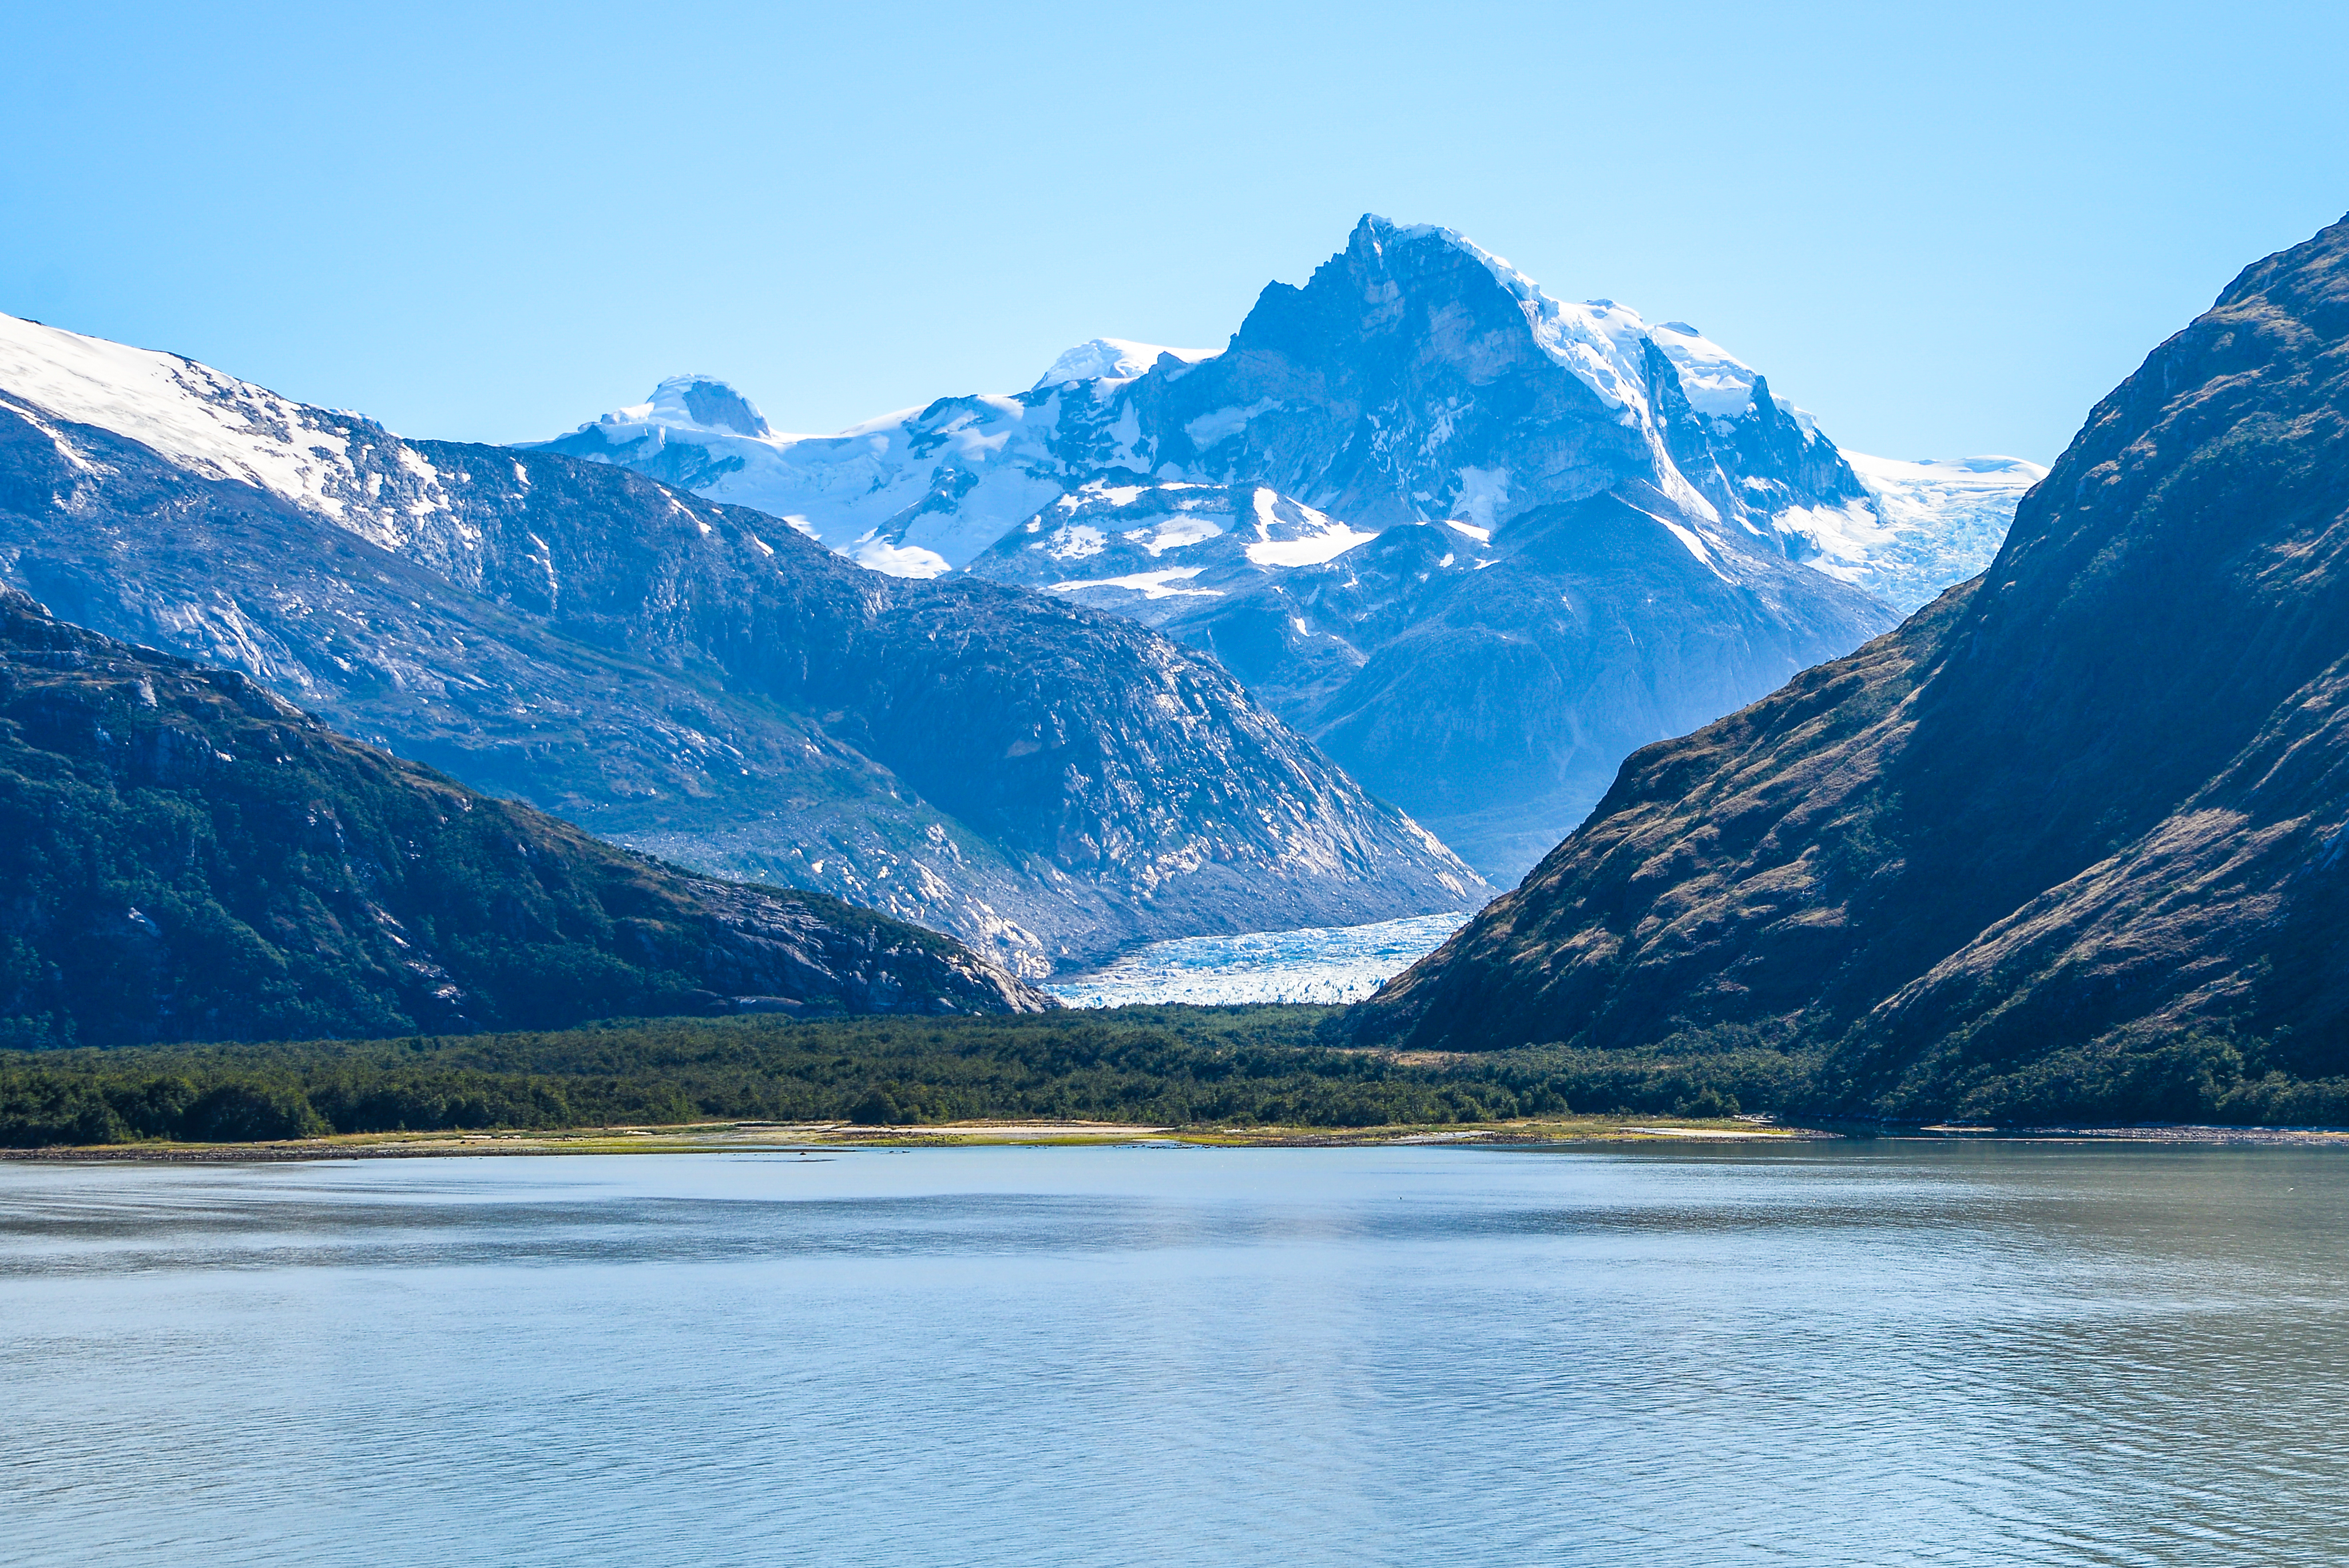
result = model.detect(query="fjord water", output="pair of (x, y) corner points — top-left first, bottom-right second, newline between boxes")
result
(3, 1145), (2343, 1567)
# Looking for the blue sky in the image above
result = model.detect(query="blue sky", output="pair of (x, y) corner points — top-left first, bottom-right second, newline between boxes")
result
(5, 1), (2344, 463)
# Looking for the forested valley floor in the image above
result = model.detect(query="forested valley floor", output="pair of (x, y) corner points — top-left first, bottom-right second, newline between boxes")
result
(1, 1007), (1783, 1148)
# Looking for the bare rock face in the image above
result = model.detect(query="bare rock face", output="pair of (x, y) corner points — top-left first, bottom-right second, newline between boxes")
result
(0, 588), (1049, 1046)
(1347, 213), (2349, 1118)
(0, 323), (1487, 976)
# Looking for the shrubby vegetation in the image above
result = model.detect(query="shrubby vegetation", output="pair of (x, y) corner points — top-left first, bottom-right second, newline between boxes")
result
(0, 1006), (1796, 1148)
(7, 997), (2337, 1150)
(1934, 1027), (2349, 1128)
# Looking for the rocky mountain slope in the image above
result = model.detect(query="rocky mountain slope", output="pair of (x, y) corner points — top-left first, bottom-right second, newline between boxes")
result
(0, 312), (1485, 978)
(964, 220), (1904, 872)
(978, 481), (1899, 877)
(1347, 214), (2349, 1122)
(547, 219), (2029, 875)
(0, 587), (1046, 1046)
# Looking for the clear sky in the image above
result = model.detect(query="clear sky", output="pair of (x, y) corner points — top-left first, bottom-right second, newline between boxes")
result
(5, 1), (2344, 464)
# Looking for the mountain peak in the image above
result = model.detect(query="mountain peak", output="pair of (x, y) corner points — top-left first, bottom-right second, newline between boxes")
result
(600, 375), (771, 438)
(1033, 338), (1215, 389)
(1336, 223), (1797, 435)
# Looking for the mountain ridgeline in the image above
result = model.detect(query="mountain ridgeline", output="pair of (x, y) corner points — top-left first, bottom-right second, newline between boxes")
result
(0, 589), (1046, 1047)
(1350, 214), (2349, 1124)
(970, 221), (1910, 874)
(550, 219), (2038, 876)
(0, 315), (1485, 978)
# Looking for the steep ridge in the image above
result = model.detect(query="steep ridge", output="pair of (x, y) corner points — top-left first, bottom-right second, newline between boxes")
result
(0, 587), (1046, 1046)
(1347, 215), (2349, 1121)
(0, 312), (1486, 976)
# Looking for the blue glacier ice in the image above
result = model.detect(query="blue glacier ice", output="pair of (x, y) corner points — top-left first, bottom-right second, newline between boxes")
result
(1046, 911), (1471, 1008)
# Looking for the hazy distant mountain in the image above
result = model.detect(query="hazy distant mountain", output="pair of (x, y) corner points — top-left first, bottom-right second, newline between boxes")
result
(1033, 338), (1216, 388)
(0, 311), (1485, 978)
(545, 219), (2029, 876)
(1348, 213), (2349, 1124)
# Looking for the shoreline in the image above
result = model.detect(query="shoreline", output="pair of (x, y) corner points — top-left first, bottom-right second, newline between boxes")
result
(6, 1115), (2347, 1163)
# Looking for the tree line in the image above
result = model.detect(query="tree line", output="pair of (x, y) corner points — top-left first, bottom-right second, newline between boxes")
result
(0, 1006), (1790, 1147)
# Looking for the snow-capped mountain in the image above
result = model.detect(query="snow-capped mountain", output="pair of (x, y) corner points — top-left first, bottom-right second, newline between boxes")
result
(540, 219), (1974, 583)
(541, 217), (2039, 875)
(538, 374), (1122, 578)
(0, 308), (1486, 975)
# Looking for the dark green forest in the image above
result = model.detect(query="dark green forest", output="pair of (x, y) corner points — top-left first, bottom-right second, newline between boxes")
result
(0, 1006), (1795, 1148)
(7, 1001), (2344, 1148)
(5, 1002), (2344, 1149)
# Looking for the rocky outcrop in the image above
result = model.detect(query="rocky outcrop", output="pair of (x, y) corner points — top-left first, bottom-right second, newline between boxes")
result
(1347, 213), (2349, 1118)
(0, 588), (1047, 1046)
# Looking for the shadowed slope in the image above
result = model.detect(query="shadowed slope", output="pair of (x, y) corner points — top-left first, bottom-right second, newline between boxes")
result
(0, 589), (1047, 1046)
(1348, 213), (2349, 1118)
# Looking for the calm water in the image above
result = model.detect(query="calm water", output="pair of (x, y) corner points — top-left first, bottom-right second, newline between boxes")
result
(2, 1143), (2344, 1567)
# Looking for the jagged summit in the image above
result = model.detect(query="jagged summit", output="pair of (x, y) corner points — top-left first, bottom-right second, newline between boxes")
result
(1034, 338), (1215, 389)
(529, 219), (2038, 878)
(1336, 214), (1847, 518)
(589, 374), (772, 438)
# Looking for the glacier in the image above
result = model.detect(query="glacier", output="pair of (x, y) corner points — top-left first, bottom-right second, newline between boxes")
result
(1831, 452), (2049, 610)
(1046, 911), (1471, 1008)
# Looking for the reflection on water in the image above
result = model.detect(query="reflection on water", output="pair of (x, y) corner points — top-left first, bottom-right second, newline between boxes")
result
(2, 1144), (2344, 1567)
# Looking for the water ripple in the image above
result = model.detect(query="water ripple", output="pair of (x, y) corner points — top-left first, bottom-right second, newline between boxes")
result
(2, 1144), (2343, 1567)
